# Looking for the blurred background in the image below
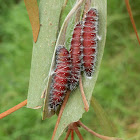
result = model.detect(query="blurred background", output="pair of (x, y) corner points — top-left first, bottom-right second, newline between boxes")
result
(0, 0), (140, 140)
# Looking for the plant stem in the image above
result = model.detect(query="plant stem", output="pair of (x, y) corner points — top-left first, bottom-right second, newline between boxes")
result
(125, 0), (140, 45)
(74, 127), (84, 140)
(77, 121), (122, 140)
(51, 90), (71, 140)
(64, 129), (71, 140)
(0, 99), (27, 119)
(71, 129), (74, 140)
(79, 76), (89, 112)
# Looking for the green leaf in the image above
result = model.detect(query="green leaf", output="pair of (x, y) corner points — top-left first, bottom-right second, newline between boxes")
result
(24, 0), (40, 43)
(53, 0), (107, 139)
(91, 97), (115, 136)
(27, 0), (64, 109)
(42, 0), (85, 119)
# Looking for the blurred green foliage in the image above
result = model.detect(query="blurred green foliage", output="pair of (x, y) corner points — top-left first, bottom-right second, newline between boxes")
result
(0, 0), (140, 140)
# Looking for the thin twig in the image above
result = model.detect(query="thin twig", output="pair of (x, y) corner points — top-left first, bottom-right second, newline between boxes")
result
(64, 129), (71, 140)
(125, 0), (140, 45)
(74, 127), (84, 140)
(0, 99), (27, 119)
(77, 121), (122, 140)
(71, 129), (74, 140)
(79, 76), (89, 112)
(51, 91), (71, 140)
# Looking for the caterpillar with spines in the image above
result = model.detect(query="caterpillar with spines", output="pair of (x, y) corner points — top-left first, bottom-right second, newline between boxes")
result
(48, 46), (71, 112)
(48, 8), (98, 113)
(69, 23), (82, 91)
(82, 8), (98, 77)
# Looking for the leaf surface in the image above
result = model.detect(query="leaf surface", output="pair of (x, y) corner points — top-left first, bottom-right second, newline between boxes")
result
(54, 0), (107, 139)
(27, 0), (64, 108)
(91, 97), (115, 136)
(42, 0), (85, 119)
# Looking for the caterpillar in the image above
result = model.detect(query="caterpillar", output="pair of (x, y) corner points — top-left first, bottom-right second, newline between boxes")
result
(48, 8), (98, 112)
(82, 8), (98, 77)
(48, 46), (71, 112)
(69, 23), (82, 90)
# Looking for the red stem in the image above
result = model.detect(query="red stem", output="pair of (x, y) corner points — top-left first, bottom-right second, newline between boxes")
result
(79, 76), (89, 112)
(77, 121), (122, 140)
(125, 0), (140, 45)
(64, 129), (71, 140)
(74, 127), (84, 140)
(0, 99), (27, 119)
(71, 130), (74, 140)
(51, 91), (71, 140)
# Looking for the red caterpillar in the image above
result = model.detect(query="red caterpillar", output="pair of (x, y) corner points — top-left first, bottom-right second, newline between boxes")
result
(48, 8), (98, 110)
(69, 23), (82, 90)
(48, 46), (71, 112)
(82, 8), (98, 77)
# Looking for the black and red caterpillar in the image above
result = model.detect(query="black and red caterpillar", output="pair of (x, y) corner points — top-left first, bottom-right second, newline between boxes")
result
(48, 8), (98, 112)
(69, 23), (82, 90)
(69, 8), (98, 89)
(48, 46), (71, 112)
(82, 8), (98, 77)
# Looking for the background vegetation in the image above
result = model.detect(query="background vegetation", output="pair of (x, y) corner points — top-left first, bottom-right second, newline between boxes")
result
(0, 0), (140, 139)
